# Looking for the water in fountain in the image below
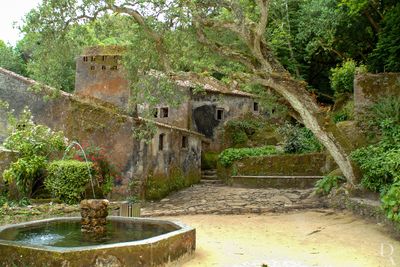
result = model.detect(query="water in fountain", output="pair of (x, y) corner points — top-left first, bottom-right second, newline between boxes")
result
(62, 141), (96, 199)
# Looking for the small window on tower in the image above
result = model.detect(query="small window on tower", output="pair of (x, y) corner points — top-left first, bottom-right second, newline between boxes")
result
(216, 108), (224, 120)
(253, 102), (259, 112)
(159, 133), (165, 151)
(181, 136), (188, 149)
(160, 107), (169, 118)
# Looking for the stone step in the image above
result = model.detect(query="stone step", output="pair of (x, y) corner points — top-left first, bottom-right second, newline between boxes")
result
(200, 179), (224, 185)
(230, 175), (324, 189)
(201, 174), (218, 180)
(201, 169), (217, 175)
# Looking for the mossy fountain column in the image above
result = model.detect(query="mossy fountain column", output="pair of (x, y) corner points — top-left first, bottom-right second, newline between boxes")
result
(80, 199), (109, 234)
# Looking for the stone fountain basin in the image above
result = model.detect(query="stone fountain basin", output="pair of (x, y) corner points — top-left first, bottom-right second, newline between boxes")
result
(0, 216), (196, 267)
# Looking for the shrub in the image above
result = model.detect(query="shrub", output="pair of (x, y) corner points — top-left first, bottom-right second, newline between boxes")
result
(224, 119), (261, 147)
(72, 144), (120, 197)
(315, 175), (346, 195)
(2, 107), (66, 197)
(277, 123), (323, 154)
(330, 59), (356, 96)
(382, 183), (400, 223)
(219, 146), (278, 167)
(351, 96), (400, 222)
(45, 160), (94, 204)
(332, 100), (354, 123)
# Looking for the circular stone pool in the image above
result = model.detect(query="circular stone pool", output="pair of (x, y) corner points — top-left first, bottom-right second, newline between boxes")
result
(0, 216), (195, 266)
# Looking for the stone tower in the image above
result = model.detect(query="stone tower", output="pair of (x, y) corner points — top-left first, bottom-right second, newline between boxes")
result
(75, 46), (129, 109)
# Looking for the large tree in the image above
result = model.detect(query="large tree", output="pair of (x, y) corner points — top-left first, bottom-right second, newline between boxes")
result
(22, 0), (360, 184)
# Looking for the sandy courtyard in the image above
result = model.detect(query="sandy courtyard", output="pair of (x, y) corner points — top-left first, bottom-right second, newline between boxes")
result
(160, 210), (400, 267)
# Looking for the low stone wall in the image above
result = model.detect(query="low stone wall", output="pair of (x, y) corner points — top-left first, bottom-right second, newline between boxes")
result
(354, 72), (400, 118)
(217, 153), (334, 188)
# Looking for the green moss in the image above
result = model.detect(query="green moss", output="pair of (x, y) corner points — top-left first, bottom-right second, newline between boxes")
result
(144, 167), (200, 201)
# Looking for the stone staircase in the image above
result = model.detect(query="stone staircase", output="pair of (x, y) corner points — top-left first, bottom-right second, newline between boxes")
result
(200, 169), (223, 185)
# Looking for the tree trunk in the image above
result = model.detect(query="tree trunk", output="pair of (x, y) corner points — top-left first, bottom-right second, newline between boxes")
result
(258, 73), (360, 185)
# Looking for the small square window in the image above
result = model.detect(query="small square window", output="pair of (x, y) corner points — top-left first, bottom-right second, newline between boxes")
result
(90, 65), (95, 70)
(90, 56), (96, 62)
(83, 56), (88, 62)
(160, 107), (169, 118)
(102, 55), (107, 61)
(216, 108), (224, 120)
(159, 133), (165, 151)
(102, 65), (106, 70)
(181, 136), (188, 149)
(253, 102), (259, 112)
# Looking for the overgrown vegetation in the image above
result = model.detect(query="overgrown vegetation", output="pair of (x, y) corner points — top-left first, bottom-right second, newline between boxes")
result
(277, 123), (323, 154)
(351, 96), (400, 222)
(2, 107), (66, 198)
(224, 118), (262, 147)
(71, 143), (119, 198)
(219, 146), (278, 167)
(201, 152), (219, 170)
(315, 175), (346, 195)
(45, 160), (93, 204)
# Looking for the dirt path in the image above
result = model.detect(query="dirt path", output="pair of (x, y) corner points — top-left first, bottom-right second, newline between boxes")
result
(161, 210), (400, 267)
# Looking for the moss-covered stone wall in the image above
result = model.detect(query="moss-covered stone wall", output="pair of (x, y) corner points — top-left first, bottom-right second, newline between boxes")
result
(354, 72), (400, 117)
(217, 153), (335, 182)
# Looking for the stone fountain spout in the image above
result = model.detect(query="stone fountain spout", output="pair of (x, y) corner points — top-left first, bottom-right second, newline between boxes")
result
(80, 199), (109, 234)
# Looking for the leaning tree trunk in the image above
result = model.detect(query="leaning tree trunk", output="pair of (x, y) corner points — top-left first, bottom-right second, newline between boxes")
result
(258, 73), (360, 185)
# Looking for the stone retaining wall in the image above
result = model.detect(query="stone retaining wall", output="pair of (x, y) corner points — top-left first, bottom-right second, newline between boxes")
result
(354, 72), (400, 118)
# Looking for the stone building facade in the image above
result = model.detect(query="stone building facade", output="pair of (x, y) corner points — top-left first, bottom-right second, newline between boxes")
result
(75, 46), (260, 152)
(0, 67), (202, 199)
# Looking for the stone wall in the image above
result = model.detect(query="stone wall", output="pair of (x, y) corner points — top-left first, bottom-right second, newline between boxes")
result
(354, 72), (400, 117)
(191, 92), (257, 152)
(0, 68), (202, 199)
(218, 153), (334, 181)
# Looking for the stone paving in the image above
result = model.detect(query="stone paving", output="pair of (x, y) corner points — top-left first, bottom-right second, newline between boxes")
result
(141, 184), (323, 217)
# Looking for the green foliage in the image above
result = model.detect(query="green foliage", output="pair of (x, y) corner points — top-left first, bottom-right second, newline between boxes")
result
(225, 119), (261, 147)
(332, 100), (354, 123)
(315, 175), (346, 195)
(72, 144), (119, 198)
(351, 124), (400, 193)
(381, 183), (400, 222)
(277, 123), (323, 154)
(201, 152), (219, 170)
(368, 4), (400, 72)
(45, 160), (94, 204)
(330, 60), (356, 97)
(2, 108), (66, 197)
(0, 40), (26, 75)
(351, 96), (400, 222)
(359, 96), (400, 137)
(219, 146), (278, 167)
